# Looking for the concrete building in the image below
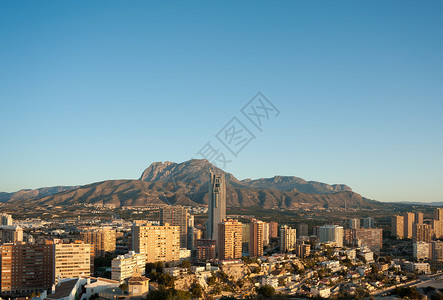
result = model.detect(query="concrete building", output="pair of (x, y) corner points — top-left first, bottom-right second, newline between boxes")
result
(160, 206), (188, 248)
(318, 225), (344, 247)
(296, 242), (311, 258)
(391, 215), (404, 239)
(0, 242), (55, 293)
(435, 208), (443, 222)
(269, 221), (278, 239)
(431, 241), (443, 262)
(218, 219), (242, 260)
(350, 228), (383, 253)
(111, 251), (146, 283)
(80, 227), (116, 257)
(432, 219), (443, 239)
(196, 239), (216, 261)
(0, 213), (13, 226)
(279, 225), (297, 252)
(362, 217), (375, 229)
(413, 223), (433, 243)
(132, 222), (180, 263)
(242, 223), (250, 254)
(262, 222), (270, 246)
(415, 212), (424, 225)
(404, 212), (415, 239)
(54, 242), (92, 280)
(413, 242), (430, 260)
(0, 225), (23, 244)
(207, 172), (226, 244)
(250, 219), (264, 257)
(349, 218), (361, 229)
(297, 223), (309, 237)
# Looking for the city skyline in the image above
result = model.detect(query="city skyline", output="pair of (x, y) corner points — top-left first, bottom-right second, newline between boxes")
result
(0, 1), (442, 204)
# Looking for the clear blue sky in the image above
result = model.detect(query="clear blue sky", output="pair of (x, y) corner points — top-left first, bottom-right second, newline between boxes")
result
(0, 1), (442, 202)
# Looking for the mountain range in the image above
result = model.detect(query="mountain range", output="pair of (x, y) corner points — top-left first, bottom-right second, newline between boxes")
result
(1, 159), (387, 209)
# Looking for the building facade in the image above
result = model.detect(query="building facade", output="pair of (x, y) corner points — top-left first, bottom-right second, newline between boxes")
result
(218, 219), (242, 260)
(54, 242), (92, 280)
(111, 251), (146, 283)
(80, 227), (116, 257)
(280, 225), (297, 253)
(207, 172), (226, 244)
(132, 222), (180, 263)
(318, 225), (344, 247)
(391, 215), (404, 239)
(404, 212), (415, 239)
(0, 242), (54, 293)
(160, 206), (188, 248)
(250, 219), (264, 257)
(269, 221), (278, 239)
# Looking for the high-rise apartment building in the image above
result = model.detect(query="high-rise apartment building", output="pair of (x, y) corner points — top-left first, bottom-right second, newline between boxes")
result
(415, 212), (424, 225)
(269, 221), (278, 239)
(218, 219), (242, 260)
(296, 242), (311, 258)
(196, 239), (216, 261)
(0, 225), (23, 244)
(414, 242), (431, 260)
(351, 228), (383, 253)
(435, 208), (443, 222)
(404, 212), (415, 239)
(391, 215), (404, 239)
(432, 241), (443, 262)
(160, 206), (188, 248)
(54, 242), (92, 280)
(132, 222), (180, 263)
(250, 219), (264, 257)
(0, 242), (54, 293)
(318, 225), (344, 247)
(297, 223), (309, 237)
(280, 225), (297, 252)
(0, 213), (13, 226)
(433, 208), (443, 239)
(207, 172), (226, 244)
(262, 222), (270, 246)
(413, 223), (433, 243)
(242, 223), (250, 254)
(432, 219), (443, 239)
(80, 227), (116, 257)
(362, 217), (375, 229)
(349, 218), (361, 229)
(111, 251), (146, 283)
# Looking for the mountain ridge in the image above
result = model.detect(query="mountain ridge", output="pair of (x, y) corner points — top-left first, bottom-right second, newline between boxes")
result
(1, 159), (384, 209)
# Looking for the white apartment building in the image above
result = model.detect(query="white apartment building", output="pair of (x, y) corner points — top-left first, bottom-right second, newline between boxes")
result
(111, 251), (146, 283)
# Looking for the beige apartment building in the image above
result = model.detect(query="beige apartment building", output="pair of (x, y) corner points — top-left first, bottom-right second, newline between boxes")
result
(54, 242), (91, 280)
(280, 225), (297, 253)
(80, 227), (116, 257)
(132, 222), (180, 263)
(160, 206), (188, 248)
(391, 215), (404, 239)
(218, 219), (242, 260)
(413, 223), (433, 243)
(404, 212), (415, 239)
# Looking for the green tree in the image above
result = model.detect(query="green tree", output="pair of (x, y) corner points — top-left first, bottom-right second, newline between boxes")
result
(179, 260), (192, 269)
(256, 285), (275, 298)
(119, 283), (128, 292)
(190, 281), (203, 298)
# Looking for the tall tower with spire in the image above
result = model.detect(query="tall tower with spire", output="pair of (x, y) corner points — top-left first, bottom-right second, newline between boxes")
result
(207, 171), (226, 243)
